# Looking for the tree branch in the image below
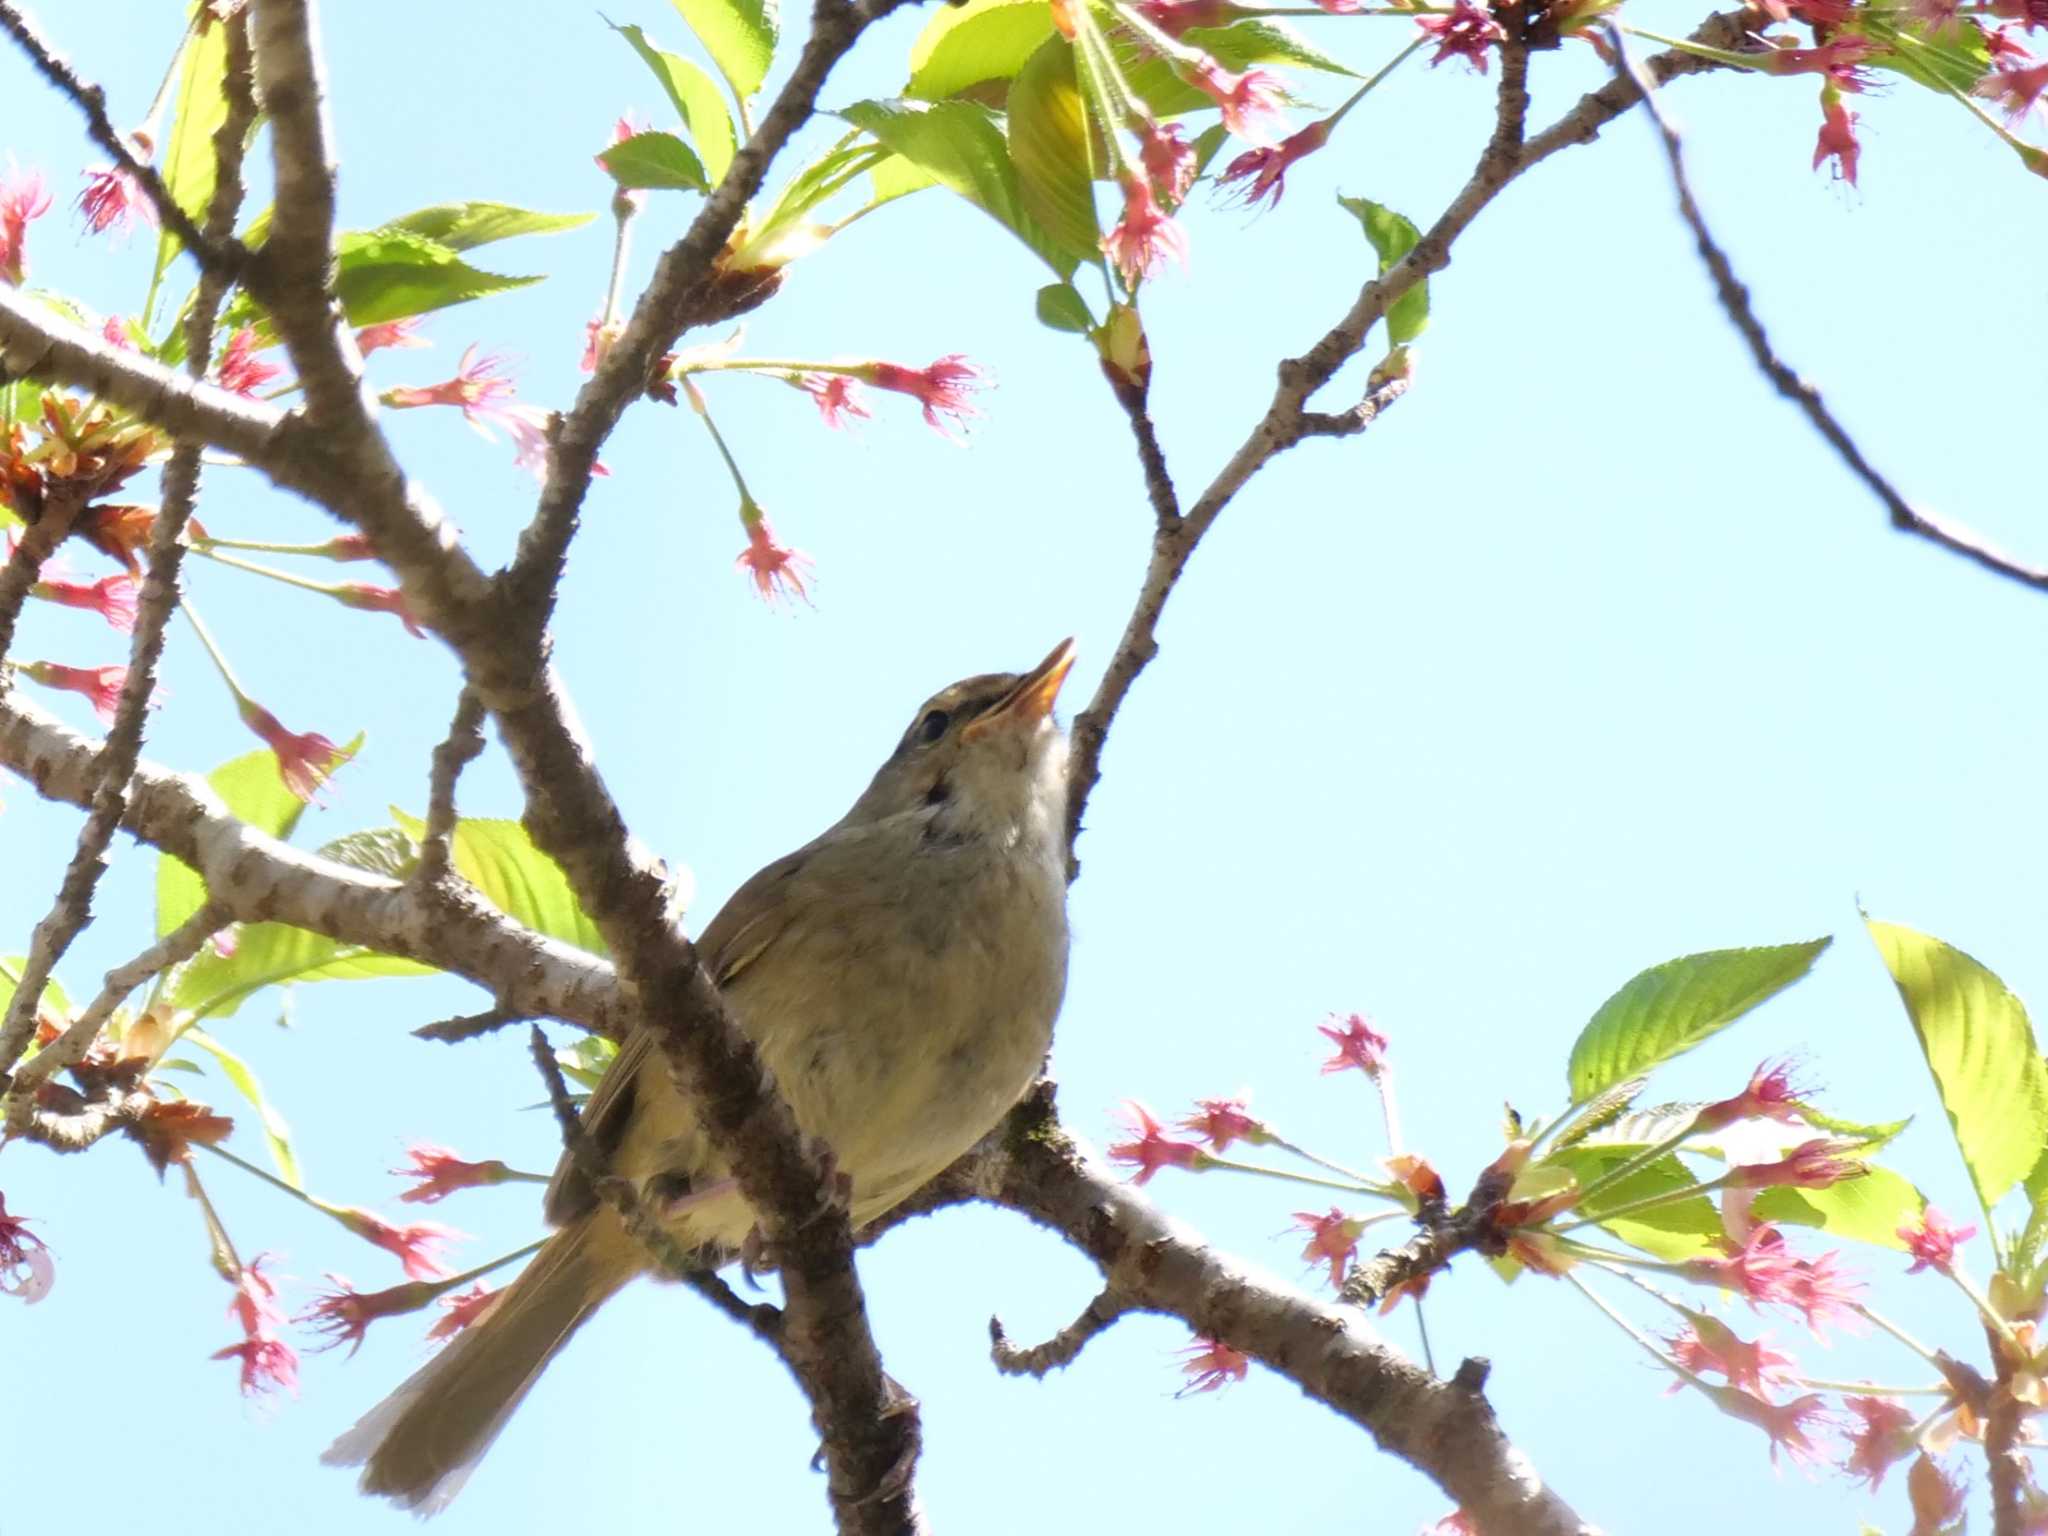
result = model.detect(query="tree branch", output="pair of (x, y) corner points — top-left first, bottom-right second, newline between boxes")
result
(503, 0), (924, 630)
(3, 900), (228, 1130)
(964, 1085), (1595, 1536)
(989, 1287), (1134, 1377)
(414, 684), (485, 888)
(1062, 11), (1747, 859)
(0, 11), (259, 1082)
(1614, 29), (2048, 595)
(0, 688), (624, 1037)
(0, 0), (250, 277)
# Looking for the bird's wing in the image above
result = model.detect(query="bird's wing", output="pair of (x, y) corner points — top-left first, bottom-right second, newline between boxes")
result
(540, 841), (817, 1225)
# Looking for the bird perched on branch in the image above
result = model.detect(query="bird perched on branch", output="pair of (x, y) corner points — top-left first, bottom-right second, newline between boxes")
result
(326, 639), (1079, 1512)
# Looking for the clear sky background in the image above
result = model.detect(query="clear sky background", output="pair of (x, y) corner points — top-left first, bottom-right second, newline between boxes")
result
(3, 1), (2046, 1532)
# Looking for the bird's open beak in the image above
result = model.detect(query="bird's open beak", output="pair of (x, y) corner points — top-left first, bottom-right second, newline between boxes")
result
(963, 638), (1077, 742)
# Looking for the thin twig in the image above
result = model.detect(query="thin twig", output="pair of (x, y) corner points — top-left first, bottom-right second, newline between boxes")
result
(1065, 15), (1746, 862)
(0, 0), (248, 276)
(502, 0), (922, 633)
(2, 900), (228, 1129)
(412, 1005), (524, 1043)
(0, 14), (258, 1082)
(415, 685), (485, 887)
(1612, 27), (2048, 595)
(989, 1287), (1136, 1377)
(527, 1022), (706, 1282)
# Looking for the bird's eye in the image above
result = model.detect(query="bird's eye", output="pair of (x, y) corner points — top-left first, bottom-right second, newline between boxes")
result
(917, 708), (950, 745)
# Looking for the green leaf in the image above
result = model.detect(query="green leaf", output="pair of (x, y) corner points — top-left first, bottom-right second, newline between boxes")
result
(611, 23), (740, 183)
(841, 99), (1077, 277)
(670, 0), (779, 103)
(170, 821), (429, 1019)
(1190, 123), (1233, 178)
(1007, 39), (1098, 268)
(146, 18), (232, 324)
(869, 152), (940, 207)
(383, 202), (596, 252)
(392, 812), (612, 957)
(1035, 282), (1093, 333)
(0, 956), (72, 1032)
(1546, 1146), (1725, 1259)
(1867, 919), (2048, 1213)
(1546, 1076), (1652, 1150)
(334, 229), (544, 327)
(907, 0), (1055, 100)
(1118, 18), (1356, 115)
(555, 1031), (619, 1091)
(1754, 1165), (1921, 1250)
(1800, 1105), (1913, 1154)
(752, 142), (888, 239)
(600, 130), (711, 192)
(1566, 938), (1833, 1103)
(157, 748), (320, 936)
(1862, 15), (1991, 94)
(1337, 194), (1430, 347)
(184, 1028), (303, 1188)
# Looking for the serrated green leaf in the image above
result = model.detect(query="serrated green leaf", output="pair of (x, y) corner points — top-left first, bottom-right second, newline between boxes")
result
(1007, 38), (1098, 267)
(1337, 194), (1430, 347)
(146, 18), (232, 325)
(600, 130), (712, 192)
(1547, 1076), (1650, 1150)
(1754, 1165), (1920, 1250)
(671, 0), (779, 102)
(1546, 1146), (1725, 1259)
(1867, 919), (2048, 1213)
(612, 23), (739, 183)
(751, 142), (888, 242)
(1566, 939), (1833, 1103)
(555, 1031), (619, 1091)
(1190, 122), (1233, 178)
(1187, 18), (1358, 77)
(0, 957), (72, 1034)
(1567, 1100), (1710, 1151)
(869, 152), (940, 207)
(1862, 16), (1991, 94)
(1117, 18), (1356, 116)
(331, 229), (543, 328)
(907, 0), (1055, 100)
(157, 748), (321, 936)
(1035, 282), (1093, 333)
(171, 926), (432, 1021)
(383, 202), (596, 252)
(1800, 1105), (1913, 1154)
(392, 811), (612, 956)
(184, 1028), (301, 1188)
(841, 98), (1077, 277)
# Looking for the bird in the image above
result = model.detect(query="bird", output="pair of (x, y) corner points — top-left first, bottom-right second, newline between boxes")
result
(325, 638), (1079, 1512)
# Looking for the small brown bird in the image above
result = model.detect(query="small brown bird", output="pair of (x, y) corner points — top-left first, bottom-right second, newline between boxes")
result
(326, 640), (1078, 1511)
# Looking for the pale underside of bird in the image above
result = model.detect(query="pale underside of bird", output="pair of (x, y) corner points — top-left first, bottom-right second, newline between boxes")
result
(324, 640), (1078, 1513)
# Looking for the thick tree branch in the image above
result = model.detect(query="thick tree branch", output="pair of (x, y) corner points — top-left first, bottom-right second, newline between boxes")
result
(961, 1085), (1596, 1536)
(0, 688), (624, 1037)
(1063, 12), (1747, 856)
(1615, 31), (2048, 595)
(239, 5), (932, 1527)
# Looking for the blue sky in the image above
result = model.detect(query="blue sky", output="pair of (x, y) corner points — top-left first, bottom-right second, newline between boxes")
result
(3, 1), (2047, 1532)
